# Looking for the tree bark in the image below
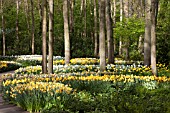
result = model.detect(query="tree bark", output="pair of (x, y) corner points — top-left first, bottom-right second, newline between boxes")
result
(16, 0), (19, 40)
(38, 0), (42, 20)
(24, 0), (30, 39)
(99, 0), (106, 71)
(42, 0), (47, 73)
(151, 0), (157, 75)
(37, 0), (42, 40)
(144, 0), (151, 66)
(63, 0), (70, 65)
(69, 0), (74, 37)
(94, 0), (98, 57)
(123, 0), (130, 60)
(138, 35), (143, 54)
(48, 0), (54, 74)
(119, 0), (123, 56)
(106, 0), (114, 64)
(30, 0), (35, 55)
(1, 0), (5, 56)
(113, 0), (116, 52)
(81, 0), (84, 14)
(84, 0), (87, 38)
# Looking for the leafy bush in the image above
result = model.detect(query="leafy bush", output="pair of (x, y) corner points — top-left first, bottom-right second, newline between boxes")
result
(129, 50), (143, 61)
(16, 59), (41, 67)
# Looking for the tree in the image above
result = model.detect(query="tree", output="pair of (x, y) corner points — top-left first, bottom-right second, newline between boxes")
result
(123, 0), (129, 60)
(113, 0), (116, 52)
(30, 0), (35, 55)
(99, 0), (106, 71)
(24, 0), (30, 41)
(1, 0), (5, 56)
(48, 0), (54, 74)
(144, 0), (151, 66)
(119, 0), (123, 56)
(42, 0), (47, 73)
(151, 0), (157, 75)
(105, 0), (114, 64)
(16, 0), (19, 40)
(38, 0), (42, 21)
(69, 0), (74, 38)
(94, 0), (98, 57)
(63, 0), (70, 65)
(83, 0), (87, 38)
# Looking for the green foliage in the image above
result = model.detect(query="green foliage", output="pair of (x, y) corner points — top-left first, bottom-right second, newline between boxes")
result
(0, 0), (170, 64)
(156, 1), (170, 65)
(0, 56), (17, 61)
(114, 16), (144, 60)
(0, 61), (21, 72)
(114, 16), (144, 39)
(40, 82), (170, 113)
(16, 59), (41, 67)
(129, 50), (143, 61)
(65, 80), (114, 94)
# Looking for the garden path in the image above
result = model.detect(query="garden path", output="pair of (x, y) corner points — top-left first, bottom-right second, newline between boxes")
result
(0, 70), (15, 76)
(0, 71), (29, 113)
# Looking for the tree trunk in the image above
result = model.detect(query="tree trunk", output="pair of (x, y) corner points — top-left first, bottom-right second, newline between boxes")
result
(94, 0), (98, 57)
(119, 0), (123, 56)
(84, 0), (86, 38)
(106, 0), (114, 64)
(99, 0), (106, 71)
(144, 0), (151, 66)
(30, 0), (35, 55)
(151, 0), (157, 75)
(1, 0), (5, 56)
(138, 35), (143, 54)
(48, 0), (54, 74)
(155, 0), (159, 26)
(38, 0), (42, 20)
(63, 0), (70, 65)
(16, 0), (19, 40)
(81, 0), (84, 14)
(42, 0), (47, 73)
(24, 0), (30, 39)
(113, 0), (116, 52)
(69, 0), (74, 37)
(37, 0), (42, 40)
(123, 0), (130, 60)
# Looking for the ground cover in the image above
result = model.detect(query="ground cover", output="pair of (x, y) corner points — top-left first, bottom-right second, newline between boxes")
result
(0, 56), (170, 113)
(15, 63), (170, 77)
(0, 55), (63, 72)
(0, 61), (21, 72)
(1, 73), (170, 113)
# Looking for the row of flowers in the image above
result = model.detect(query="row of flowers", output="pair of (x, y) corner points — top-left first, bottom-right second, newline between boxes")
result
(3, 74), (170, 86)
(0, 55), (64, 61)
(14, 63), (170, 76)
(7, 82), (73, 98)
(53, 58), (143, 65)
(0, 55), (144, 65)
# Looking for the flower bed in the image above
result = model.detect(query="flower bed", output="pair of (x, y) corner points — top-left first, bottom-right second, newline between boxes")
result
(0, 55), (64, 67)
(1, 57), (170, 112)
(53, 57), (143, 65)
(1, 73), (170, 112)
(15, 63), (170, 77)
